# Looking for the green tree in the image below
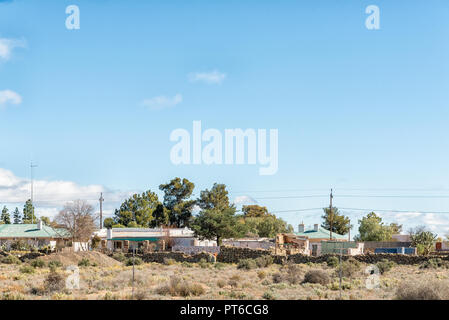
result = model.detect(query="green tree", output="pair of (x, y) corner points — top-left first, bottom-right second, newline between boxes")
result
(190, 207), (240, 245)
(159, 177), (195, 227)
(113, 190), (160, 227)
(409, 226), (437, 255)
(238, 215), (293, 238)
(354, 212), (400, 241)
(150, 204), (170, 227)
(1, 206), (11, 224)
(13, 207), (21, 224)
(22, 199), (36, 224)
(242, 205), (269, 217)
(103, 217), (114, 229)
(197, 183), (234, 211)
(321, 207), (351, 235)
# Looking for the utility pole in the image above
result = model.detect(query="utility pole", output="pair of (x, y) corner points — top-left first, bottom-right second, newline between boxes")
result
(348, 219), (351, 241)
(329, 188), (333, 240)
(30, 161), (38, 224)
(99, 193), (104, 229)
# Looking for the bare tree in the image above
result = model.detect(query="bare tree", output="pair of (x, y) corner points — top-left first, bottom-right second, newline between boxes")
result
(55, 200), (97, 242)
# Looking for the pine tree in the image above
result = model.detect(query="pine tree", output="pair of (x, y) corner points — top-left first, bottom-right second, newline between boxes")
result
(13, 207), (21, 224)
(1, 206), (11, 224)
(22, 199), (36, 224)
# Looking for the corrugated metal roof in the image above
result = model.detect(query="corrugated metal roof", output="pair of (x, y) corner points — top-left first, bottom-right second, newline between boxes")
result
(0, 224), (68, 238)
(294, 227), (347, 240)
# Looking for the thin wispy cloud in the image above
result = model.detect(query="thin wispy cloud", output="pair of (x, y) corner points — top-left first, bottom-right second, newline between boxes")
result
(188, 70), (226, 85)
(141, 93), (182, 110)
(0, 89), (22, 108)
(0, 37), (26, 61)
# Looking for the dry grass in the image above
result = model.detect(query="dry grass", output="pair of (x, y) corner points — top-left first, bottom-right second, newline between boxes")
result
(0, 252), (449, 300)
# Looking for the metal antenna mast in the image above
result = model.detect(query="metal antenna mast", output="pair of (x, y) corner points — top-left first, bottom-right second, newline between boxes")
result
(30, 161), (38, 224)
(99, 192), (104, 229)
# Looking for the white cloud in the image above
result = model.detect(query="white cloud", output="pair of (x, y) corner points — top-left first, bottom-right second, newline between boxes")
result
(0, 38), (25, 61)
(188, 70), (226, 85)
(233, 195), (257, 206)
(0, 168), (135, 219)
(0, 89), (22, 108)
(141, 94), (182, 110)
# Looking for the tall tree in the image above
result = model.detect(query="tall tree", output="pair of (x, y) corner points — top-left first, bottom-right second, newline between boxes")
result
(190, 207), (240, 245)
(321, 207), (351, 235)
(22, 199), (37, 224)
(159, 177), (195, 227)
(1, 206), (11, 224)
(197, 183), (234, 211)
(13, 207), (21, 224)
(354, 212), (401, 241)
(113, 191), (160, 227)
(409, 226), (437, 255)
(242, 205), (269, 217)
(55, 200), (97, 242)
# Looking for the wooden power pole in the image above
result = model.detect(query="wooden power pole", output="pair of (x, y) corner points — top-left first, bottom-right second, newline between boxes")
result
(329, 189), (333, 240)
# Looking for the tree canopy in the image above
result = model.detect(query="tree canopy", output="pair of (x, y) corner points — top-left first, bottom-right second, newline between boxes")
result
(159, 177), (196, 227)
(113, 191), (161, 228)
(321, 207), (351, 235)
(22, 199), (36, 224)
(1, 206), (10, 224)
(354, 212), (402, 241)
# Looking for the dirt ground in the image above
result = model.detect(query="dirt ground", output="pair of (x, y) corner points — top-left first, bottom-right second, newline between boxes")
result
(1, 253), (448, 300)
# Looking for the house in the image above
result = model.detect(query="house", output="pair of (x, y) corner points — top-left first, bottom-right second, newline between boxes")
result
(0, 221), (69, 250)
(95, 227), (217, 252)
(222, 238), (275, 250)
(295, 223), (348, 256)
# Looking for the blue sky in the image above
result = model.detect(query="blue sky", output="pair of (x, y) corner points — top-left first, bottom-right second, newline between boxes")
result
(0, 0), (448, 236)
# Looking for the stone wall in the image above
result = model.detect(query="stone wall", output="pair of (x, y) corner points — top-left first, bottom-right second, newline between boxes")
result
(172, 246), (220, 255)
(135, 251), (216, 263)
(216, 246), (272, 263)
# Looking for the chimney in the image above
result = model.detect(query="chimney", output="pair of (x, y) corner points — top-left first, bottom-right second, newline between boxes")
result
(314, 224), (319, 231)
(37, 220), (43, 230)
(298, 223), (305, 233)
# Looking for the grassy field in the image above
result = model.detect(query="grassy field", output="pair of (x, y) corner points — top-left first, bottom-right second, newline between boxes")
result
(1, 252), (449, 300)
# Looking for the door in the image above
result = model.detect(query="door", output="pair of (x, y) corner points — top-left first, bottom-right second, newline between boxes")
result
(312, 244), (318, 256)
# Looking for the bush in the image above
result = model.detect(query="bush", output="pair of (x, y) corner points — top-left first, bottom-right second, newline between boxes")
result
(198, 258), (210, 269)
(125, 257), (143, 266)
(338, 258), (361, 278)
(9, 240), (31, 251)
(255, 255), (274, 268)
(396, 280), (449, 300)
(43, 271), (66, 293)
(302, 270), (330, 285)
(257, 270), (267, 280)
(326, 256), (339, 268)
(163, 258), (177, 265)
(19, 265), (35, 274)
(262, 291), (276, 300)
(217, 279), (226, 288)
(30, 259), (46, 268)
(272, 273), (284, 283)
(181, 261), (193, 268)
(214, 262), (226, 270)
(156, 276), (205, 297)
(48, 261), (62, 269)
(1, 255), (21, 265)
(111, 252), (126, 262)
(284, 263), (302, 285)
(78, 258), (91, 267)
(376, 259), (395, 274)
(420, 258), (449, 269)
(237, 259), (257, 270)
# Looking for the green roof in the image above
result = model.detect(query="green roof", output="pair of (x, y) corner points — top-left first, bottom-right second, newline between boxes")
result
(294, 227), (347, 240)
(0, 224), (68, 239)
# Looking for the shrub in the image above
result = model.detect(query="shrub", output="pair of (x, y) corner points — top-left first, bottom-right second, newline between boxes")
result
(396, 280), (449, 300)
(262, 291), (276, 300)
(48, 260), (62, 269)
(285, 264), (302, 285)
(134, 290), (148, 300)
(302, 270), (330, 285)
(111, 252), (126, 262)
(214, 262), (226, 270)
(237, 259), (257, 270)
(376, 259), (395, 274)
(420, 258), (449, 269)
(78, 258), (91, 267)
(338, 258), (361, 278)
(1, 255), (21, 265)
(181, 261), (193, 268)
(198, 258), (210, 269)
(125, 257), (143, 266)
(156, 276), (205, 297)
(272, 273), (284, 283)
(217, 279), (226, 288)
(255, 255), (274, 268)
(30, 259), (46, 268)
(43, 271), (66, 293)
(257, 270), (267, 280)
(163, 258), (176, 265)
(19, 265), (35, 274)
(326, 256), (339, 268)
(9, 240), (31, 251)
